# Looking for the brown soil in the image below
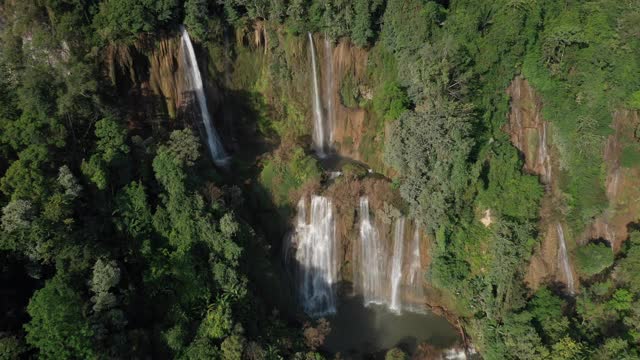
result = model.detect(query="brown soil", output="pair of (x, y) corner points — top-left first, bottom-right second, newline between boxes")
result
(579, 110), (640, 251)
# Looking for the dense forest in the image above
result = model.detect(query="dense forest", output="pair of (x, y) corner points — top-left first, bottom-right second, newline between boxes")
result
(1, 0), (640, 359)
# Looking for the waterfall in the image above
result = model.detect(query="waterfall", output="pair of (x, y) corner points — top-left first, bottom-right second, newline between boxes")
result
(290, 196), (337, 316)
(540, 121), (551, 184)
(407, 225), (424, 301)
(389, 217), (406, 313)
(359, 197), (388, 306)
(323, 37), (334, 145)
(308, 32), (327, 156)
(180, 26), (229, 166)
(556, 224), (575, 295)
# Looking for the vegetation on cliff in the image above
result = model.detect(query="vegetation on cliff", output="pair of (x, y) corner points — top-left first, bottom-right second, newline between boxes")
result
(1, 0), (640, 359)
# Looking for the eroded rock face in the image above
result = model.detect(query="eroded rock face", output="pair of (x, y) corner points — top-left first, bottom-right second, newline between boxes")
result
(103, 34), (223, 132)
(505, 77), (552, 184)
(580, 110), (640, 252)
(312, 36), (370, 161)
(505, 76), (578, 292)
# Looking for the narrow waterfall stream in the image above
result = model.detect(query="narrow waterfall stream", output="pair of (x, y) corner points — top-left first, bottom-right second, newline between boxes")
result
(308, 33), (327, 156)
(359, 196), (388, 306)
(389, 217), (405, 313)
(406, 225), (425, 310)
(180, 27), (229, 165)
(556, 223), (575, 294)
(290, 196), (337, 316)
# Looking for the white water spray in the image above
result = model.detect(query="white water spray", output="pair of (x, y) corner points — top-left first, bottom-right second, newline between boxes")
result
(308, 33), (326, 156)
(290, 196), (337, 316)
(408, 225), (423, 291)
(389, 217), (406, 313)
(556, 223), (575, 295)
(180, 26), (229, 166)
(359, 197), (388, 306)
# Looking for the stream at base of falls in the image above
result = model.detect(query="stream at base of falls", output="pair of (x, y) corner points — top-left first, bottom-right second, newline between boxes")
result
(322, 294), (460, 357)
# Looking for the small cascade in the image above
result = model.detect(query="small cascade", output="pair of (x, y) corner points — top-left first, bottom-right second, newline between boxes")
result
(389, 217), (406, 313)
(359, 196), (388, 306)
(289, 196), (337, 316)
(323, 37), (335, 145)
(180, 26), (229, 166)
(407, 225), (424, 304)
(539, 121), (552, 184)
(308, 33), (327, 156)
(556, 224), (575, 294)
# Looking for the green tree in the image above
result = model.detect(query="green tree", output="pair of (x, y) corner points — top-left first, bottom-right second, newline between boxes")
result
(94, 117), (129, 163)
(575, 242), (613, 277)
(385, 105), (473, 230)
(166, 128), (201, 167)
(24, 276), (95, 359)
(93, 0), (179, 42)
(221, 335), (246, 360)
(385, 347), (408, 360)
(1, 199), (33, 233)
(351, 0), (373, 47)
(184, 0), (209, 40)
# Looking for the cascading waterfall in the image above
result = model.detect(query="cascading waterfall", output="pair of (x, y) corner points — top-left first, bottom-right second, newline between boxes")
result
(540, 121), (551, 184)
(359, 196), (388, 306)
(406, 224), (424, 308)
(289, 196), (337, 316)
(323, 37), (334, 145)
(389, 217), (406, 313)
(308, 32), (327, 156)
(556, 223), (575, 295)
(180, 26), (229, 166)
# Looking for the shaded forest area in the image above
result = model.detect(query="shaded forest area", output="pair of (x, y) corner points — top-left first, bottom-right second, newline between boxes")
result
(1, 0), (640, 359)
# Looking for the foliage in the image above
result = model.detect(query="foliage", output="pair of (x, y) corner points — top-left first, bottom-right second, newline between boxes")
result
(24, 276), (95, 359)
(260, 147), (321, 206)
(385, 347), (408, 360)
(385, 104), (473, 231)
(93, 0), (179, 42)
(575, 242), (614, 277)
(372, 81), (409, 122)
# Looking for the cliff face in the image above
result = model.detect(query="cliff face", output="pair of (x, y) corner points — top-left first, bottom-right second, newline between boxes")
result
(508, 77), (640, 291)
(505, 77), (578, 291)
(318, 37), (369, 162)
(581, 110), (640, 251)
(103, 33), (224, 137)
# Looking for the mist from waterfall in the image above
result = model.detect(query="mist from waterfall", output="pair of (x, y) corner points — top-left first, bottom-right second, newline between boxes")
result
(556, 223), (575, 295)
(180, 26), (229, 166)
(359, 196), (388, 306)
(289, 196), (337, 316)
(308, 33), (327, 156)
(389, 217), (406, 313)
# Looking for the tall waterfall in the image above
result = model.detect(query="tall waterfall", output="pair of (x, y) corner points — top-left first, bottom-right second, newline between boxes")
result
(323, 37), (334, 145)
(308, 33), (327, 156)
(556, 224), (575, 294)
(359, 197), (388, 306)
(389, 217), (406, 313)
(407, 225), (424, 307)
(289, 196), (337, 316)
(180, 26), (229, 166)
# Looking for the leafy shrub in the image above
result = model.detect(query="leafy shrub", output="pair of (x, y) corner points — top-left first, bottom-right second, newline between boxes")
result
(373, 81), (409, 122)
(260, 147), (321, 206)
(620, 144), (640, 168)
(575, 242), (613, 277)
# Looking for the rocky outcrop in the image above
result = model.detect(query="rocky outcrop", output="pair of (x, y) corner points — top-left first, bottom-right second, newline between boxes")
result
(580, 110), (640, 251)
(505, 77), (578, 292)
